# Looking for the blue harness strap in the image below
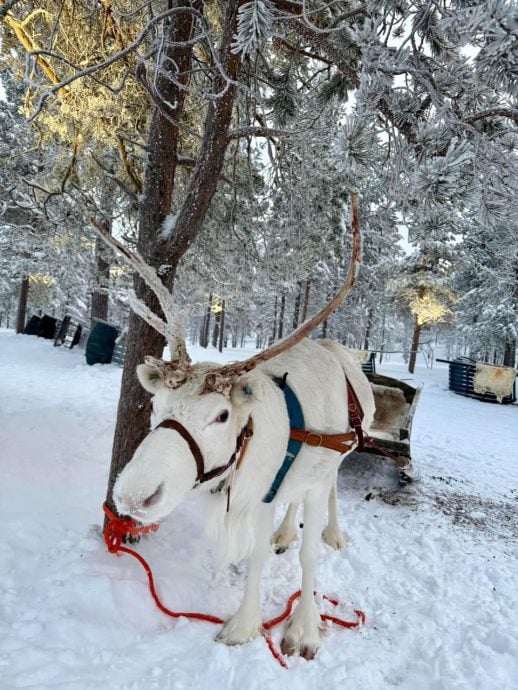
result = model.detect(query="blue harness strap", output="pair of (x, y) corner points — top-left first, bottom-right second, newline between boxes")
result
(262, 374), (305, 503)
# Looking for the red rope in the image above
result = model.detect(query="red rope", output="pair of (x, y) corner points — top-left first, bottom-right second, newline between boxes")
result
(102, 503), (365, 668)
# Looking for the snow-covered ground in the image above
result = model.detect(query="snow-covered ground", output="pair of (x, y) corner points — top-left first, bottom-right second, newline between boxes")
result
(1, 329), (517, 690)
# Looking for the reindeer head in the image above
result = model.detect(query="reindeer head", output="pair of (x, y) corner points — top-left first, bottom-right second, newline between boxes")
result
(112, 358), (263, 523)
(93, 194), (361, 524)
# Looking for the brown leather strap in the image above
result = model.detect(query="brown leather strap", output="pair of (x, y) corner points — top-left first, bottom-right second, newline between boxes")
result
(156, 419), (206, 483)
(346, 378), (365, 451)
(236, 418), (254, 470)
(289, 428), (357, 453)
(287, 376), (367, 455)
(156, 417), (253, 486)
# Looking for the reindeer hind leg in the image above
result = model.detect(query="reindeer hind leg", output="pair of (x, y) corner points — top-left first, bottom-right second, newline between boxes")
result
(321, 476), (349, 550)
(271, 502), (299, 554)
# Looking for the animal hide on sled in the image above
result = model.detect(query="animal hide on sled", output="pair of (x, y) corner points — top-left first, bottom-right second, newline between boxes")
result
(349, 349), (370, 364)
(473, 363), (516, 403)
(369, 384), (410, 441)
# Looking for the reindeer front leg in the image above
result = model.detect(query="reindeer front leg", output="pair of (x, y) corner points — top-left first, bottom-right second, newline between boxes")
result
(281, 490), (327, 660)
(216, 504), (274, 645)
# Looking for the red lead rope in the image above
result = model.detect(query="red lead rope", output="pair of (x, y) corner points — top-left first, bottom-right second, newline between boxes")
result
(102, 503), (365, 668)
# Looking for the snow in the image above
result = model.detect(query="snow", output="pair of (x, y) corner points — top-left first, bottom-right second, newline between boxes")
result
(1, 329), (517, 690)
(160, 213), (178, 240)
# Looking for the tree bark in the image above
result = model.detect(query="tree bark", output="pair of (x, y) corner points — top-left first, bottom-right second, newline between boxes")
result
(91, 234), (110, 325)
(379, 311), (386, 364)
(201, 291), (212, 348)
(363, 307), (374, 351)
(104, 1), (243, 522)
(301, 278), (311, 322)
(292, 281), (302, 330)
(211, 305), (221, 348)
(271, 294), (278, 344)
(503, 339), (516, 368)
(408, 318), (421, 374)
(16, 275), (29, 334)
(321, 290), (332, 339)
(278, 291), (286, 339)
(218, 299), (226, 353)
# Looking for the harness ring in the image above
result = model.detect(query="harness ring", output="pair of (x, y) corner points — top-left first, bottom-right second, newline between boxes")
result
(305, 432), (323, 447)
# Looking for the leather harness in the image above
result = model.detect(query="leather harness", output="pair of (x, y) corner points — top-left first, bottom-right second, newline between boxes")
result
(154, 372), (366, 505)
(156, 417), (254, 488)
(262, 374), (363, 502)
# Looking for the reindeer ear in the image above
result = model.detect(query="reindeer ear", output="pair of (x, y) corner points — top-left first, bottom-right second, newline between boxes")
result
(231, 373), (263, 405)
(136, 362), (164, 394)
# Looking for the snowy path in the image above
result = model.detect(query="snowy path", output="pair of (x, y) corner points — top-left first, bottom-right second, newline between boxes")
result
(0, 330), (517, 690)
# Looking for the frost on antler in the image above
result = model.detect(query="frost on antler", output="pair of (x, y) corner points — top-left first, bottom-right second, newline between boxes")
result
(91, 218), (190, 369)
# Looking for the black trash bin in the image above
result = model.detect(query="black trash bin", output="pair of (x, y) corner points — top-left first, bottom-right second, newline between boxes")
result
(24, 315), (41, 335)
(85, 322), (119, 365)
(38, 315), (58, 339)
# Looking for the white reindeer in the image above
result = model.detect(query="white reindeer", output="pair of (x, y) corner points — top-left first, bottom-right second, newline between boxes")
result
(95, 195), (375, 660)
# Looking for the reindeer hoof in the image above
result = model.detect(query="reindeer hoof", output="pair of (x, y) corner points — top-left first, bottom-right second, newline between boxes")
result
(271, 530), (297, 554)
(280, 637), (319, 660)
(280, 601), (323, 659)
(300, 644), (318, 660)
(321, 526), (349, 550)
(280, 637), (296, 656)
(216, 614), (262, 646)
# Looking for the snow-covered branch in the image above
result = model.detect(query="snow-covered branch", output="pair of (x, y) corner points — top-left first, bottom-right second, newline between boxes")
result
(226, 125), (291, 140)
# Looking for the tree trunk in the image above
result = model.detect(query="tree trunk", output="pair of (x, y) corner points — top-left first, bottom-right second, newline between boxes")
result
(104, 3), (202, 521)
(292, 282), (302, 330)
(211, 305), (221, 348)
(503, 339), (516, 368)
(379, 311), (386, 364)
(104, 1), (243, 525)
(301, 278), (311, 322)
(218, 299), (225, 353)
(16, 275), (29, 334)
(201, 291), (212, 348)
(321, 290), (332, 339)
(271, 294), (278, 344)
(408, 318), (421, 374)
(91, 186), (114, 325)
(278, 291), (286, 339)
(91, 234), (110, 326)
(363, 307), (374, 350)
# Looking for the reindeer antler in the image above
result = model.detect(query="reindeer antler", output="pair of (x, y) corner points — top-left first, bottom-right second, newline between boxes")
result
(92, 192), (360, 396)
(91, 218), (191, 378)
(203, 193), (361, 391)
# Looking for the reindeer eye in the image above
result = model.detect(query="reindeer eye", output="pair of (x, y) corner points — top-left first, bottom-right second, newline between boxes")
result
(214, 410), (229, 424)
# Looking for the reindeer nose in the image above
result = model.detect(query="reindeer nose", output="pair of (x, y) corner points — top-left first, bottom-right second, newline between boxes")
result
(142, 483), (164, 509)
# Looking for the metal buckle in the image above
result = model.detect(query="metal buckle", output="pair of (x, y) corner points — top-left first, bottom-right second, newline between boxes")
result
(305, 432), (323, 447)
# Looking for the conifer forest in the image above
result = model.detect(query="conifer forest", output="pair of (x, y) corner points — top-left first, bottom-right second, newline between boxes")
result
(1, 1), (516, 368)
(1, 4), (518, 688)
